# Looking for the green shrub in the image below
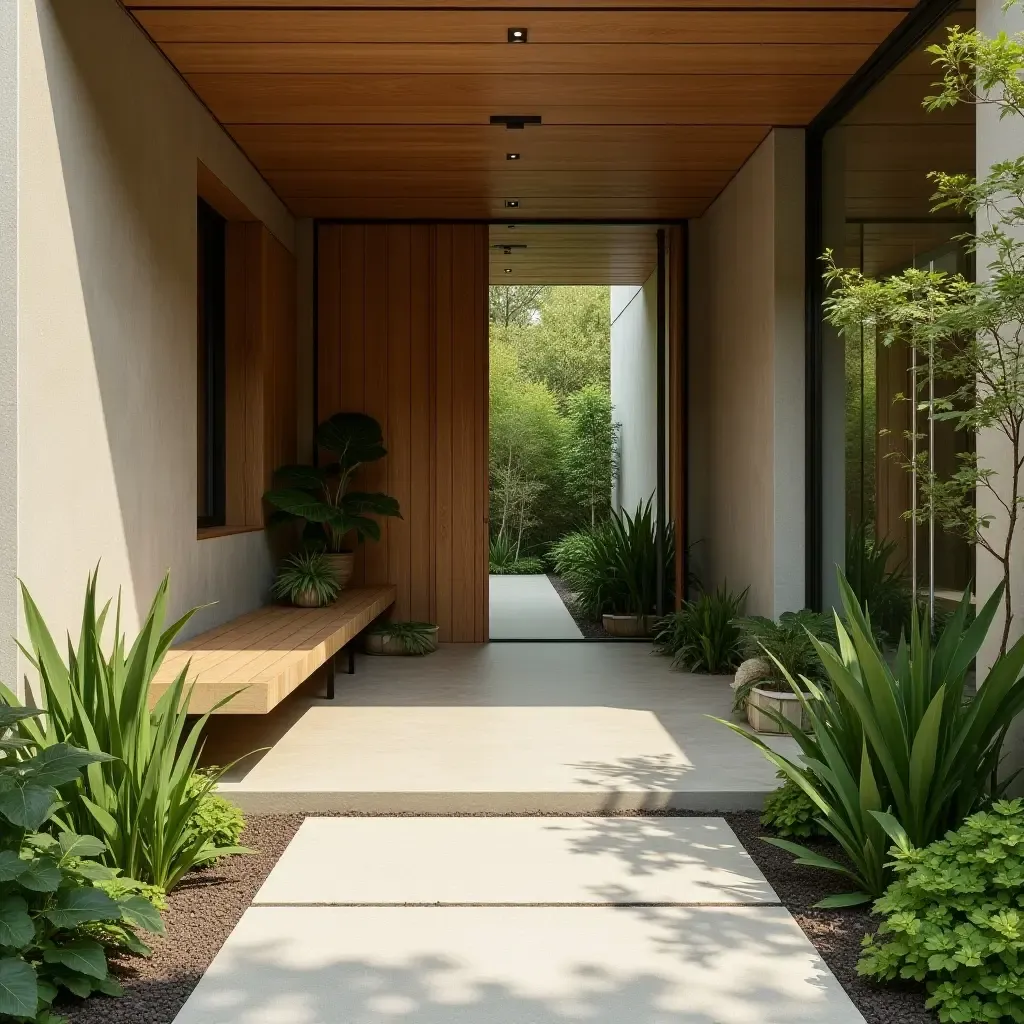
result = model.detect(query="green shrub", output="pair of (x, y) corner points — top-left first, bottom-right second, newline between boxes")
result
(732, 610), (837, 711)
(653, 584), (747, 673)
(489, 535), (545, 576)
(858, 799), (1024, 1024)
(760, 773), (828, 839)
(2, 570), (250, 891)
(551, 500), (674, 619)
(185, 772), (245, 856)
(270, 550), (341, 606)
(719, 570), (1024, 906)
(0, 705), (163, 1023)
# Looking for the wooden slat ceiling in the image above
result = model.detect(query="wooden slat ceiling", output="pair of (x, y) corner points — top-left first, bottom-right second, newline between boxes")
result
(489, 224), (657, 284)
(127, 0), (916, 278)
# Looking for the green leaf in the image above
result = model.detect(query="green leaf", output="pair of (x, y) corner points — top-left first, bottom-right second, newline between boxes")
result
(57, 833), (107, 861)
(43, 887), (120, 929)
(815, 892), (874, 908)
(0, 957), (37, 1018)
(19, 743), (113, 787)
(0, 895), (35, 950)
(761, 837), (862, 881)
(0, 783), (56, 830)
(68, 861), (117, 882)
(116, 894), (164, 935)
(17, 857), (61, 893)
(43, 940), (108, 981)
(0, 851), (26, 882)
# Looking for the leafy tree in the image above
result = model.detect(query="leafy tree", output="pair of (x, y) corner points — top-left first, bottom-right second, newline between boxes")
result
(488, 285), (546, 329)
(823, 14), (1024, 655)
(560, 384), (618, 527)
(488, 342), (564, 553)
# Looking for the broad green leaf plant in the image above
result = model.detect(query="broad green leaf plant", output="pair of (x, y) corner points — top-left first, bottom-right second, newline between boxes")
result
(859, 799), (1024, 1024)
(823, 11), (1024, 656)
(719, 569), (1024, 907)
(264, 412), (401, 552)
(0, 705), (163, 1024)
(2, 570), (250, 891)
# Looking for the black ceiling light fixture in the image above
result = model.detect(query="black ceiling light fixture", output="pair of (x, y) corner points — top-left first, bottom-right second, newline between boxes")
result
(490, 115), (542, 131)
(507, 27), (528, 42)
(504, 199), (520, 209)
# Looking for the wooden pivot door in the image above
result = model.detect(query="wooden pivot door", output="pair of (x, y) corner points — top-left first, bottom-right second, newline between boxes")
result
(317, 223), (489, 642)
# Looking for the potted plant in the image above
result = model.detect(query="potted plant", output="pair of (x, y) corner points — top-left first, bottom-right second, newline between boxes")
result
(365, 621), (440, 655)
(271, 551), (341, 608)
(264, 412), (402, 589)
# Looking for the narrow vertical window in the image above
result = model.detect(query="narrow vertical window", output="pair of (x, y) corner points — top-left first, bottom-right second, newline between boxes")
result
(197, 199), (226, 529)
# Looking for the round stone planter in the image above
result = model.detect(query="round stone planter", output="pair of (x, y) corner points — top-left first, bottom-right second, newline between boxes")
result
(323, 552), (355, 592)
(746, 685), (811, 734)
(365, 626), (440, 656)
(601, 614), (654, 638)
(291, 586), (325, 609)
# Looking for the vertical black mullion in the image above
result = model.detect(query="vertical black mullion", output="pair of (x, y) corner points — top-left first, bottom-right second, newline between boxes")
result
(805, 133), (824, 610)
(198, 199), (226, 529)
(656, 228), (667, 618)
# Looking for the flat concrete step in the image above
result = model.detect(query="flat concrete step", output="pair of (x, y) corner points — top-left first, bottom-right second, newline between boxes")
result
(253, 816), (778, 906)
(171, 905), (867, 1024)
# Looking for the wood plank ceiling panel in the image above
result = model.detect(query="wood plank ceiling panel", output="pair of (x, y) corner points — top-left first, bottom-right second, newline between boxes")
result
(127, 0), (916, 275)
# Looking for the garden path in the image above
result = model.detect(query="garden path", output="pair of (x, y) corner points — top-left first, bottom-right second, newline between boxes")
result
(489, 573), (584, 639)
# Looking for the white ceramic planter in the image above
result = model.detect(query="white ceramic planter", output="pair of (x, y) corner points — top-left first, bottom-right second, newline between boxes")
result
(746, 685), (811, 734)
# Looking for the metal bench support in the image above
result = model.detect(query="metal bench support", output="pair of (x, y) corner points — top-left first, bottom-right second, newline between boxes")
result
(324, 645), (356, 700)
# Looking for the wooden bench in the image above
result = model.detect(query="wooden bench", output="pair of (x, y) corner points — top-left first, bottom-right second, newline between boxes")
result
(149, 586), (396, 714)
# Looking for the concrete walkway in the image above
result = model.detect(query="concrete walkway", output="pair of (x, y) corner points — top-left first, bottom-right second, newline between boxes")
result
(489, 574), (584, 640)
(210, 642), (797, 814)
(172, 816), (867, 1024)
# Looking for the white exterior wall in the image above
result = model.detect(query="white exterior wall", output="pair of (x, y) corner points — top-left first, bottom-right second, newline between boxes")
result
(610, 272), (659, 512)
(10, 0), (297, 697)
(977, 0), (1024, 784)
(687, 130), (806, 618)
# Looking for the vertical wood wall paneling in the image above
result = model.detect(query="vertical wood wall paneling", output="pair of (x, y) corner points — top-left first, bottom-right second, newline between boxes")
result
(667, 225), (686, 606)
(317, 223), (487, 640)
(224, 222), (298, 529)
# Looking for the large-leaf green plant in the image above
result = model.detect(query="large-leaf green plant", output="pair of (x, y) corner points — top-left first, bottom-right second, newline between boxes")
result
(0, 705), (163, 1024)
(719, 569), (1024, 907)
(264, 412), (401, 552)
(2, 571), (249, 891)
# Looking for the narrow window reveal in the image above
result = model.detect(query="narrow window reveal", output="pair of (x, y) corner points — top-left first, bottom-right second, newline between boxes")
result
(197, 199), (226, 528)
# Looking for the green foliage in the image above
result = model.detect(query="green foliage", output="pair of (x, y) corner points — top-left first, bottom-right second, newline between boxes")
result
(0, 705), (163, 1024)
(367, 621), (439, 655)
(2, 570), (251, 892)
(551, 500), (675, 619)
(559, 384), (618, 529)
(653, 585), (747, 673)
(858, 800), (1024, 1024)
(823, 13), (1024, 658)
(761, 773), (829, 839)
(488, 285), (546, 329)
(264, 413), (401, 553)
(184, 773), (245, 856)
(488, 535), (545, 575)
(270, 550), (341, 607)
(845, 524), (913, 645)
(718, 569), (1024, 907)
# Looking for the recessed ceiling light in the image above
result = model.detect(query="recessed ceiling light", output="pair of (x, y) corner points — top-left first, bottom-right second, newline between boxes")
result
(504, 200), (520, 208)
(506, 152), (521, 161)
(504, 268), (513, 274)
(507, 224), (516, 229)
(508, 27), (528, 42)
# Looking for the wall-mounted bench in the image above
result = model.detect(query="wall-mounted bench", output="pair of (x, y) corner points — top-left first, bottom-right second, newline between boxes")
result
(149, 585), (396, 714)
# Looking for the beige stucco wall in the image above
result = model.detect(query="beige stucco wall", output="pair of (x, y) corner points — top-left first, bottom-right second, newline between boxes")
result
(688, 129), (806, 617)
(13, 0), (296, 697)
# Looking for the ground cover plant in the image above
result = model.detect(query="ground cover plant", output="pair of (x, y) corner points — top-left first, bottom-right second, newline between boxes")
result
(0, 705), (164, 1023)
(653, 585), (747, 673)
(720, 571), (1024, 906)
(859, 799), (1024, 1023)
(760, 773), (828, 839)
(2, 571), (250, 892)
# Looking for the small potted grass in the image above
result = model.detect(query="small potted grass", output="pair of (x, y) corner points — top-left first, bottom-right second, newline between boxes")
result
(365, 621), (439, 656)
(271, 550), (341, 608)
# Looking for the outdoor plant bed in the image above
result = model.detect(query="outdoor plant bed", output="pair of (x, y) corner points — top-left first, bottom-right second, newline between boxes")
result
(59, 811), (937, 1024)
(546, 574), (614, 638)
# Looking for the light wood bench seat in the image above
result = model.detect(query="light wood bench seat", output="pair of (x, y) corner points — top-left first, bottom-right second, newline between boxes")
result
(149, 586), (396, 715)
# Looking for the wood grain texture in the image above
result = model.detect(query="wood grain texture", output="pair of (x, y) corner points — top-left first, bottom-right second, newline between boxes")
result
(318, 224), (488, 642)
(148, 586), (396, 714)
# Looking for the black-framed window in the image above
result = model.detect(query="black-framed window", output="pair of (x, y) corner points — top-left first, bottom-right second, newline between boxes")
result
(197, 198), (226, 529)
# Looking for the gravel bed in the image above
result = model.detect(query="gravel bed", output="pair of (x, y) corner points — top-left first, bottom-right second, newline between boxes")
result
(60, 810), (933, 1024)
(546, 573), (614, 638)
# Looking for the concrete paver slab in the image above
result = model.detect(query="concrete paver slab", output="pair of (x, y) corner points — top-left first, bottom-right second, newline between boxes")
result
(171, 905), (867, 1024)
(489, 574), (583, 640)
(253, 816), (778, 906)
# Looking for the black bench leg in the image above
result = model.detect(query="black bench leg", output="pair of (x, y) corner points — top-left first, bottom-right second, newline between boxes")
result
(323, 646), (355, 700)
